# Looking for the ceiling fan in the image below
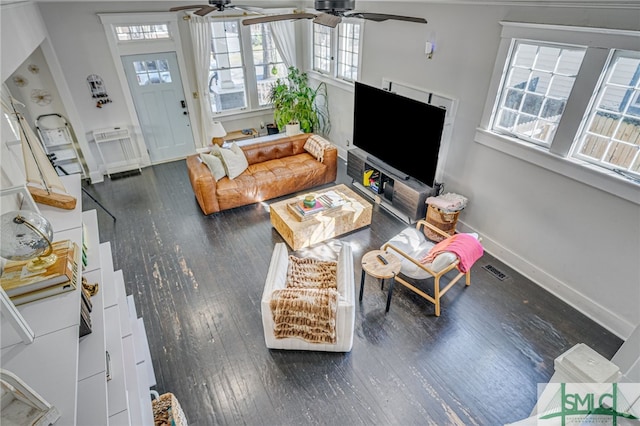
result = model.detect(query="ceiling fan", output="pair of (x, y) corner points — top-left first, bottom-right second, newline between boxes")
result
(169, 0), (254, 17)
(242, 0), (427, 28)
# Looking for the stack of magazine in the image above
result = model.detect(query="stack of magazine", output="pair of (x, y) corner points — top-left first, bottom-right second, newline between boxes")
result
(317, 190), (347, 209)
(288, 190), (348, 220)
(0, 239), (81, 305)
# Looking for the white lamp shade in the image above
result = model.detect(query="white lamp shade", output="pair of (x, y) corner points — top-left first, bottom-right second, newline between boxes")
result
(211, 121), (227, 138)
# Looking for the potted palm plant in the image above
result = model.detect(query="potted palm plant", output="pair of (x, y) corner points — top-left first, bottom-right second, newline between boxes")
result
(270, 66), (329, 135)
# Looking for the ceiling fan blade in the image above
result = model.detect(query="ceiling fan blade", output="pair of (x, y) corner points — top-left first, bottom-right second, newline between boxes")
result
(169, 5), (208, 12)
(346, 12), (427, 25)
(195, 6), (220, 16)
(313, 13), (342, 28)
(242, 13), (317, 26)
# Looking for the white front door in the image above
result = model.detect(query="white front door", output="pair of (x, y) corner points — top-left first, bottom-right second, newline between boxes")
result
(122, 52), (194, 163)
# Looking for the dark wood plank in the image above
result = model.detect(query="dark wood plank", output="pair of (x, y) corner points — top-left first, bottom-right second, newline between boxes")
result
(84, 159), (622, 425)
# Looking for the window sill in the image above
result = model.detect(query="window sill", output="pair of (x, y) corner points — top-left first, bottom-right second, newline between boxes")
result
(307, 70), (355, 93)
(474, 128), (640, 205)
(211, 107), (273, 120)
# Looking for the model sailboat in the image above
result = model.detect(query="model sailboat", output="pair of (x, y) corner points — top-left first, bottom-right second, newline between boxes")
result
(6, 98), (77, 210)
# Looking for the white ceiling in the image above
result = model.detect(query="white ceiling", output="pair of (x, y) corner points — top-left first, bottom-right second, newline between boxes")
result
(1, 0), (638, 8)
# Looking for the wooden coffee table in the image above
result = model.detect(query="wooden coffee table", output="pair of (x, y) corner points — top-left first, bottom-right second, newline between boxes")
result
(269, 184), (373, 250)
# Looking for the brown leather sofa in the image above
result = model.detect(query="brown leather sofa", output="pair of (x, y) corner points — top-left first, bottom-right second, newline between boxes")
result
(186, 133), (337, 215)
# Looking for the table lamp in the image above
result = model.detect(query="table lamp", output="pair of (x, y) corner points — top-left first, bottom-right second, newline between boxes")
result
(0, 210), (57, 271)
(211, 121), (227, 146)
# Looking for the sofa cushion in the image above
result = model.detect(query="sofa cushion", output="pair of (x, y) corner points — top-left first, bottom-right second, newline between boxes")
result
(199, 153), (226, 180)
(214, 153), (328, 210)
(211, 143), (249, 179)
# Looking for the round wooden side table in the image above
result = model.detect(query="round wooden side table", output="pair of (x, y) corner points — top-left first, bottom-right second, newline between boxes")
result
(359, 250), (402, 312)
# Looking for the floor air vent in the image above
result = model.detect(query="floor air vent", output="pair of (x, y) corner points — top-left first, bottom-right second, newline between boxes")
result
(483, 264), (509, 281)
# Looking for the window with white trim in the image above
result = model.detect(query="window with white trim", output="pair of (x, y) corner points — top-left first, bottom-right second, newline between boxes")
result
(480, 22), (640, 196)
(313, 25), (332, 74)
(209, 19), (286, 114)
(493, 41), (585, 146)
(115, 24), (170, 41)
(209, 20), (247, 112)
(337, 22), (360, 81)
(312, 21), (361, 82)
(250, 23), (287, 108)
(573, 50), (640, 175)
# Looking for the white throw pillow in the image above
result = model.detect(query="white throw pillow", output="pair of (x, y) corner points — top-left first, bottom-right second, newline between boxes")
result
(211, 143), (249, 179)
(199, 153), (226, 181)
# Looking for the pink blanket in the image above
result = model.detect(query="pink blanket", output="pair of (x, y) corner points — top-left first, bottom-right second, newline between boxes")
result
(421, 234), (483, 273)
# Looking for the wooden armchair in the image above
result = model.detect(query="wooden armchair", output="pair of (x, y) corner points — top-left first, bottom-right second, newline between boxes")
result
(381, 220), (482, 316)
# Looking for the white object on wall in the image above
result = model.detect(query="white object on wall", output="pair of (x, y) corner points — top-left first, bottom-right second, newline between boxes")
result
(425, 41), (433, 59)
(92, 127), (141, 177)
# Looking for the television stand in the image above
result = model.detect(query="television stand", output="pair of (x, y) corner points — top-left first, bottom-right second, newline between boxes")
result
(365, 155), (409, 181)
(347, 148), (435, 223)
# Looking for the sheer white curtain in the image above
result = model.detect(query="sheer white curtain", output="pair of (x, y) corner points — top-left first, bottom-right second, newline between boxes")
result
(189, 15), (214, 148)
(269, 20), (297, 68)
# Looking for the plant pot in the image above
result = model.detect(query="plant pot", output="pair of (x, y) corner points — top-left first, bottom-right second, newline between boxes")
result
(266, 124), (279, 135)
(286, 122), (301, 136)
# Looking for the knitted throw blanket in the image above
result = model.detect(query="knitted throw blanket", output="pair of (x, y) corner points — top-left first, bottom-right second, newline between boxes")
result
(269, 255), (339, 343)
(270, 288), (339, 344)
(286, 255), (337, 289)
(303, 135), (332, 163)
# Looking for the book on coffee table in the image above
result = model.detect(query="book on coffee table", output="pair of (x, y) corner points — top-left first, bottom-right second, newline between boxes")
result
(288, 199), (325, 219)
(317, 190), (346, 208)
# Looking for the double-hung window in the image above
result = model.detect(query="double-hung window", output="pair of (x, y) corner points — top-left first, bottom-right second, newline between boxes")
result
(250, 23), (287, 107)
(312, 21), (362, 82)
(493, 41), (586, 146)
(208, 19), (285, 114)
(573, 51), (640, 175)
(478, 22), (640, 201)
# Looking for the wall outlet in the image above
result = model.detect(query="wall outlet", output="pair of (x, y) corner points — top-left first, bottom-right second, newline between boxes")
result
(346, 139), (350, 146)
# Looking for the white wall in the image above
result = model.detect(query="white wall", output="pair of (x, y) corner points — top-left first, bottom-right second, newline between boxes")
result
(2, 1), (638, 337)
(0, 2), (47, 82)
(311, 1), (640, 338)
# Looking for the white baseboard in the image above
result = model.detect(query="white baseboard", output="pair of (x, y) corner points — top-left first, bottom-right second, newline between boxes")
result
(457, 220), (634, 340)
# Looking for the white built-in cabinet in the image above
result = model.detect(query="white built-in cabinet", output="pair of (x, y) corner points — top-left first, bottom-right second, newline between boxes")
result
(0, 174), (155, 425)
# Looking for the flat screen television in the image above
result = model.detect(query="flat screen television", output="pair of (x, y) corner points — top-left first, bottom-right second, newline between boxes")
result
(352, 82), (446, 187)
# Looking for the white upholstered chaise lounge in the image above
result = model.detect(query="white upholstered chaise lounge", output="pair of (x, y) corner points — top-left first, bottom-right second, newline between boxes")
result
(261, 242), (355, 352)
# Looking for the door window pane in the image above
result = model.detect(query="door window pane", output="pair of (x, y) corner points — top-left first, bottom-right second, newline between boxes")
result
(133, 59), (172, 85)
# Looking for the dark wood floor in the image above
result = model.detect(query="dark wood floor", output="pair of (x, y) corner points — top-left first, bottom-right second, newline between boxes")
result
(84, 159), (622, 425)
